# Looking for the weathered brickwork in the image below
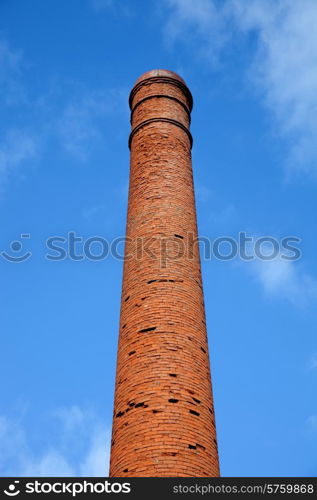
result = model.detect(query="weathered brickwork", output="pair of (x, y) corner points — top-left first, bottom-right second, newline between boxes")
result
(109, 70), (220, 477)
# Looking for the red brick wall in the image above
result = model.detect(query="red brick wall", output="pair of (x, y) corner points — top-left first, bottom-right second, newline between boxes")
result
(109, 70), (220, 477)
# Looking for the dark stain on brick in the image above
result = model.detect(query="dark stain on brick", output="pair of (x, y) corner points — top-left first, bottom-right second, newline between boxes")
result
(138, 326), (157, 333)
(189, 410), (200, 417)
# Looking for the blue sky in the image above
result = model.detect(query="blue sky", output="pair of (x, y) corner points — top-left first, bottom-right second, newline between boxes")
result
(1, 0), (317, 477)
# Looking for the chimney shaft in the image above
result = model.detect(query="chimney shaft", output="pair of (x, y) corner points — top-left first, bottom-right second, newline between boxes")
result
(109, 70), (220, 477)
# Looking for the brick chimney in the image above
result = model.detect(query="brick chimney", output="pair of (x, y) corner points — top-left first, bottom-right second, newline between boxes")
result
(109, 70), (220, 477)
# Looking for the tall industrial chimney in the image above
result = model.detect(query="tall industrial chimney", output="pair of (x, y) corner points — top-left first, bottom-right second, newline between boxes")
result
(109, 70), (220, 477)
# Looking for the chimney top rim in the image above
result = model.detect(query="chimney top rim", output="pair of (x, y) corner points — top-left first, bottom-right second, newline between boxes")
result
(134, 69), (187, 87)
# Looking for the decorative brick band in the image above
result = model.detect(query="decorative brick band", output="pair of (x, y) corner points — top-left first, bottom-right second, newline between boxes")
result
(130, 94), (192, 124)
(129, 75), (193, 112)
(129, 117), (193, 150)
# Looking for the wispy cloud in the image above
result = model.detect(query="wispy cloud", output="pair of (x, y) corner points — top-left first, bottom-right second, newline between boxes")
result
(90, 0), (131, 15)
(0, 40), (26, 105)
(0, 36), (127, 180)
(21, 451), (76, 477)
(0, 406), (110, 477)
(195, 182), (213, 203)
(231, 0), (317, 177)
(308, 354), (317, 371)
(58, 91), (109, 160)
(82, 204), (106, 222)
(79, 431), (108, 477)
(306, 415), (317, 432)
(0, 130), (38, 189)
(164, 0), (227, 63)
(247, 246), (317, 307)
(0, 39), (39, 193)
(57, 88), (125, 161)
(164, 0), (317, 176)
(91, 0), (113, 10)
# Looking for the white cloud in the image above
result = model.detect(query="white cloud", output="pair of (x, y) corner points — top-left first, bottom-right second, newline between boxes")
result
(58, 92), (108, 160)
(231, 0), (317, 176)
(58, 89), (125, 160)
(22, 451), (76, 477)
(0, 406), (110, 477)
(306, 415), (317, 432)
(0, 38), (126, 171)
(195, 182), (213, 203)
(90, 0), (131, 15)
(0, 40), (26, 105)
(0, 130), (37, 188)
(248, 247), (317, 307)
(164, 0), (227, 62)
(209, 204), (236, 228)
(165, 0), (218, 37)
(79, 431), (109, 477)
(309, 354), (317, 371)
(54, 405), (87, 433)
(91, 0), (113, 10)
(164, 0), (317, 175)
(83, 204), (106, 221)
